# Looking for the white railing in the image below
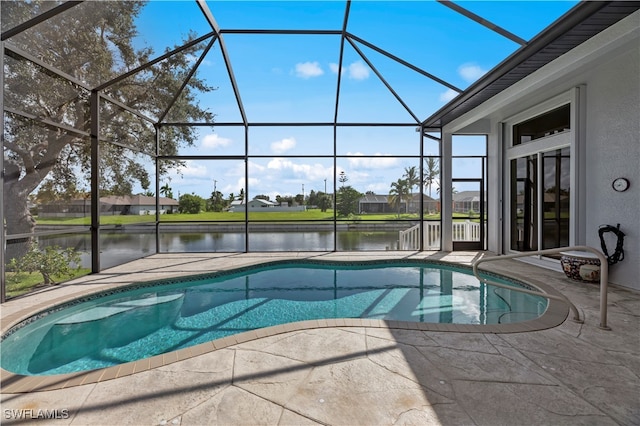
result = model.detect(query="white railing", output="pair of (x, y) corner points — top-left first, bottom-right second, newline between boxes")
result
(472, 246), (610, 330)
(398, 223), (419, 250)
(399, 220), (482, 250)
(399, 222), (441, 250)
(453, 220), (482, 241)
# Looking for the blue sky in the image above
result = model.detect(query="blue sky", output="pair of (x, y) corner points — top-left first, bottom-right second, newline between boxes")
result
(129, 1), (578, 201)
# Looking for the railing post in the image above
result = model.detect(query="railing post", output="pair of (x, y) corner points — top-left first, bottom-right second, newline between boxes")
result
(599, 256), (609, 330)
(472, 246), (610, 330)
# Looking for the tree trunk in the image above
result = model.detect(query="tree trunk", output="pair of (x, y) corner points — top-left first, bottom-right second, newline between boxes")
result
(4, 130), (71, 262)
(4, 167), (37, 262)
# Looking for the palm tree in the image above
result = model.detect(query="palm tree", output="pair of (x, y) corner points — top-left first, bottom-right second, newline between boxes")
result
(423, 157), (440, 198)
(389, 178), (409, 217)
(159, 183), (173, 199)
(403, 166), (420, 209)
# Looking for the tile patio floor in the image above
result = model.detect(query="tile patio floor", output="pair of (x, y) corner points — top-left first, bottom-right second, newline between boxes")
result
(1, 251), (639, 425)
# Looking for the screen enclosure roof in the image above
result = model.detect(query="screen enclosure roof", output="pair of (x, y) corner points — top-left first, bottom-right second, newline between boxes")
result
(2, 1), (638, 130)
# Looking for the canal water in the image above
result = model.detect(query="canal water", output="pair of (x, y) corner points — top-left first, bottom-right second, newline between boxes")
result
(40, 230), (403, 269)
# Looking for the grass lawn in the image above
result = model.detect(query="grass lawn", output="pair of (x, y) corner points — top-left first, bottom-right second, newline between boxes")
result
(6, 269), (91, 298)
(36, 210), (449, 225)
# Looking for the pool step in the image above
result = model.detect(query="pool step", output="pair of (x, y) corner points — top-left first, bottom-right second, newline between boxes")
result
(56, 293), (185, 325)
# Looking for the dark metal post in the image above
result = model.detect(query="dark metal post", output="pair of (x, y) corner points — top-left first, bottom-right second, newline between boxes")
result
(419, 125), (425, 251)
(481, 153), (486, 250)
(244, 125), (249, 253)
(1, 40), (6, 302)
(333, 126), (337, 252)
(155, 124), (160, 254)
(90, 91), (100, 273)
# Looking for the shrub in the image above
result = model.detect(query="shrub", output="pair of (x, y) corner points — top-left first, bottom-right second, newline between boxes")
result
(179, 193), (206, 214)
(8, 242), (81, 285)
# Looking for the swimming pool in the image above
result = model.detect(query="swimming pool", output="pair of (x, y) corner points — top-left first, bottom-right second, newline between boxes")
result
(1, 260), (549, 376)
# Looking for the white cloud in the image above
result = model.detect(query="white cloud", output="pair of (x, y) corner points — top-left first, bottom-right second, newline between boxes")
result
(247, 160), (266, 175)
(176, 160), (208, 177)
(201, 133), (232, 150)
(271, 137), (296, 154)
(366, 182), (390, 194)
(348, 61), (370, 80)
(329, 63), (343, 75)
(222, 162), (266, 191)
(267, 158), (297, 171)
(438, 63), (487, 103)
(346, 152), (399, 169)
(267, 158), (333, 182)
(458, 63), (487, 82)
(234, 177), (260, 192)
(221, 161), (264, 185)
(329, 61), (370, 80)
(294, 61), (324, 79)
(439, 88), (459, 102)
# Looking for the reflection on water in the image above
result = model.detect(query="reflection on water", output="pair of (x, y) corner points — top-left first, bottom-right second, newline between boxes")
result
(40, 230), (403, 269)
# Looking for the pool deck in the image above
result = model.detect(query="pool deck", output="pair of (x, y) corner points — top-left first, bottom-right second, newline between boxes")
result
(1, 251), (639, 425)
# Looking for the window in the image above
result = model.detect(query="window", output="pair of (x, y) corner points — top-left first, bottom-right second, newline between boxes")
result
(512, 104), (570, 146)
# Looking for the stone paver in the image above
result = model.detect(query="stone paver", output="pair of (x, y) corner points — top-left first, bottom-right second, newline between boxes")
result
(1, 252), (639, 425)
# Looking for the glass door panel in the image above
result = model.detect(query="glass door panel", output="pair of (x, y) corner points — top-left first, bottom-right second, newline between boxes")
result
(510, 147), (570, 253)
(542, 147), (570, 249)
(510, 155), (538, 251)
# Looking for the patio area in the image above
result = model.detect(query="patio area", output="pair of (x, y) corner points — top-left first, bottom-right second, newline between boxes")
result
(1, 251), (638, 425)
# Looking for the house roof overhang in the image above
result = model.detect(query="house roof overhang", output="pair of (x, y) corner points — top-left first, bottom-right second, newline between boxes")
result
(422, 1), (640, 131)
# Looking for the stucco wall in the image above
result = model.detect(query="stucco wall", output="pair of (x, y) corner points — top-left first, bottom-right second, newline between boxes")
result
(583, 45), (639, 288)
(444, 11), (639, 290)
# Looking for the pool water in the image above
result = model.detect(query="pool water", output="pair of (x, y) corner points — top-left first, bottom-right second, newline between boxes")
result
(1, 261), (547, 376)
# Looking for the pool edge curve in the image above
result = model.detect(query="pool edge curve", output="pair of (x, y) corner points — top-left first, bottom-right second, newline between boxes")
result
(1, 257), (570, 393)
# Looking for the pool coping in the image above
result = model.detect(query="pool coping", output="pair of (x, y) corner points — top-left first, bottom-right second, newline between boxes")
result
(1, 257), (570, 393)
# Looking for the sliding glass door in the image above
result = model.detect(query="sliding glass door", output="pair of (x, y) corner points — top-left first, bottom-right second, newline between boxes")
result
(510, 147), (570, 252)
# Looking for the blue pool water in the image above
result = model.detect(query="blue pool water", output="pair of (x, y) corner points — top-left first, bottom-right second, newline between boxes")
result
(1, 261), (547, 376)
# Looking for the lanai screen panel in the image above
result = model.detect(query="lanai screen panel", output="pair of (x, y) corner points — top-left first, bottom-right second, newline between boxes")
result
(1, 0), (584, 300)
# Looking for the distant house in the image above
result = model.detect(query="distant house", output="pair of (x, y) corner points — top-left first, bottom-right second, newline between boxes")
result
(227, 197), (306, 212)
(37, 200), (91, 218)
(407, 194), (440, 214)
(227, 199), (245, 211)
(358, 194), (404, 214)
(100, 195), (179, 215)
(359, 193), (439, 214)
(452, 191), (482, 214)
(38, 195), (178, 217)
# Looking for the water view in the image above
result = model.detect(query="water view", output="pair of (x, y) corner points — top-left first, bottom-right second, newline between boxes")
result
(40, 230), (404, 270)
